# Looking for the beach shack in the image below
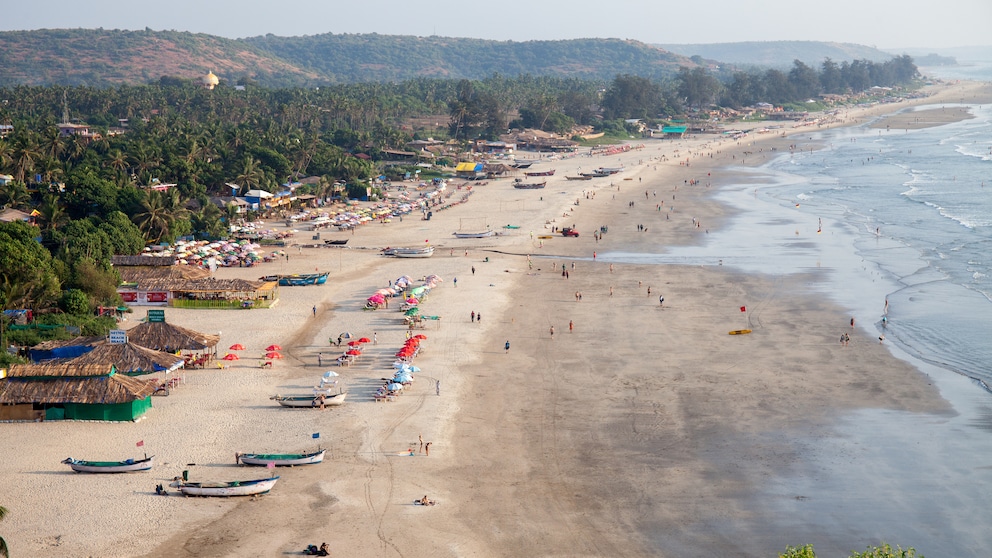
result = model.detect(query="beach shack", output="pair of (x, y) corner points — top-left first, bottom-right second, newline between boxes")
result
(125, 312), (220, 354)
(0, 363), (155, 421)
(454, 162), (485, 180)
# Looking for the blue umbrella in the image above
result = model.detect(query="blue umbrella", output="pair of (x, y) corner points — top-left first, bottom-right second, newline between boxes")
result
(393, 373), (413, 383)
(387, 382), (404, 391)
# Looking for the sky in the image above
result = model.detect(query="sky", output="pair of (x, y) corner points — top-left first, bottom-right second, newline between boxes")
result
(6, 0), (990, 50)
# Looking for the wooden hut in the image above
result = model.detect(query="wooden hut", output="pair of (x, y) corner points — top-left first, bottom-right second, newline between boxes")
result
(125, 320), (220, 353)
(0, 363), (155, 421)
(70, 340), (185, 376)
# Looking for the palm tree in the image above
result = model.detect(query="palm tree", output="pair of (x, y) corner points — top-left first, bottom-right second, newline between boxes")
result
(0, 180), (31, 209)
(11, 138), (40, 183)
(36, 193), (67, 233)
(234, 156), (263, 195)
(0, 503), (9, 558)
(134, 190), (172, 243)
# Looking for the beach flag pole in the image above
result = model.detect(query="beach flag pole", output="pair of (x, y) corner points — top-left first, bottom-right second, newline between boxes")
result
(740, 305), (750, 329)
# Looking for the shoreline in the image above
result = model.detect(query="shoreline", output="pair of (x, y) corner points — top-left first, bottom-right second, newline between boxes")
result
(2, 81), (990, 557)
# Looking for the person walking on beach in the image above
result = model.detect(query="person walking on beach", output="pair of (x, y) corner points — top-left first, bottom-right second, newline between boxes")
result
(659, 295), (664, 306)
(471, 266), (476, 275)
(471, 311), (475, 323)
(425, 442), (432, 456)
(436, 380), (440, 396)
(419, 434), (424, 453)
(312, 305), (317, 316)
(550, 325), (555, 339)
(505, 340), (510, 353)
(453, 277), (458, 287)
(850, 317), (855, 328)
(317, 353), (322, 367)
(476, 312), (481, 323)
(569, 320), (573, 333)
(373, 332), (377, 345)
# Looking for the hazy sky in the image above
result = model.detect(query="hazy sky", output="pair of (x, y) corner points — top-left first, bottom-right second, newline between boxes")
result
(6, 0), (989, 50)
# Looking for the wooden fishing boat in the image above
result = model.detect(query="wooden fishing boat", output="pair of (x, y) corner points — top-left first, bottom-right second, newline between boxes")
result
(62, 456), (154, 473)
(270, 392), (348, 408)
(579, 171), (610, 178)
(382, 246), (434, 258)
(728, 329), (752, 335)
(524, 169), (555, 177)
(324, 239), (349, 245)
(511, 161), (535, 169)
(597, 167), (625, 174)
(452, 230), (496, 238)
(172, 476), (279, 497)
(513, 179), (546, 189)
(261, 272), (329, 286)
(565, 175), (592, 181)
(237, 449), (326, 467)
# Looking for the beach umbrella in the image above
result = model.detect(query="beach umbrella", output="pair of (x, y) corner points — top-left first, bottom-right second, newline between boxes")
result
(339, 332), (353, 339)
(387, 383), (404, 391)
(346, 349), (362, 356)
(394, 373), (413, 383)
(358, 337), (371, 343)
(413, 334), (427, 340)
(405, 298), (418, 304)
(222, 353), (240, 361)
(322, 371), (339, 379)
(347, 340), (362, 347)
(404, 365), (421, 373)
(229, 343), (245, 350)
(266, 344), (282, 351)
(404, 308), (420, 316)
(265, 352), (283, 359)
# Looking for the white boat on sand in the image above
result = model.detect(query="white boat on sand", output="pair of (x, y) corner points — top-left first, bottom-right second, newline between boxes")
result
(237, 449), (325, 466)
(452, 230), (496, 238)
(270, 392), (347, 407)
(172, 476), (279, 497)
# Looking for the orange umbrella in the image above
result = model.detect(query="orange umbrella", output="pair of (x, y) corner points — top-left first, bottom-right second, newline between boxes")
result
(264, 352), (283, 359)
(266, 344), (282, 351)
(222, 353), (240, 361)
(229, 343), (245, 350)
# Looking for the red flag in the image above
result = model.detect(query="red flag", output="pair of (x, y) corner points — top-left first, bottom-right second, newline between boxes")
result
(136, 440), (144, 447)
(740, 306), (746, 313)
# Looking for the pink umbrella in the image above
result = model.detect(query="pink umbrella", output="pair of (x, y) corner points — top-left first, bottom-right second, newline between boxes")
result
(229, 343), (245, 350)
(222, 353), (240, 361)
(266, 344), (282, 351)
(264, 352), (283, 359)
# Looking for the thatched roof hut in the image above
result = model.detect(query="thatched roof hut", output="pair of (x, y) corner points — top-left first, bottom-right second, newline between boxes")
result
(70, 341), (185, 376)
(125, 321), (220, 353)
(0, 363), (155, 421)
(117, 265), (211, 283)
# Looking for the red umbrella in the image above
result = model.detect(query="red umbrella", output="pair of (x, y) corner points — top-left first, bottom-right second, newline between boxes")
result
(347, 340), (362, 347)
(358, 337), (371, 343)
(229, 343), (245, 350)
(222, 353), (240, 361)
(265, 352), (283, 359)
(413, 334), (427, 340)
(266, 344), (282, 351)
(346, 349), (362, 356)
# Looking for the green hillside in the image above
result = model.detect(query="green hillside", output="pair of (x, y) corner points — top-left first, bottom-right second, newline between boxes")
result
(0, 29), (706, 88)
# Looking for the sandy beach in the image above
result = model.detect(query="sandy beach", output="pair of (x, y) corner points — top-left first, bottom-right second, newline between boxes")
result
(2, 81), (990, 558)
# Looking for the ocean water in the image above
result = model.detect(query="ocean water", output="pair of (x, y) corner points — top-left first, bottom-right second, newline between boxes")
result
(608, 90), (992, 555)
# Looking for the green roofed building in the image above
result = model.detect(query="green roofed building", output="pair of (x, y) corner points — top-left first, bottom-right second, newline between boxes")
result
(660, 126), (688, 138)
(0, 363), (155, 421)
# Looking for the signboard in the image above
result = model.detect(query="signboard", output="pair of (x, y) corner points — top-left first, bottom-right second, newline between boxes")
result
(147, 309), (166, 323)
(108, 329), (127, 344)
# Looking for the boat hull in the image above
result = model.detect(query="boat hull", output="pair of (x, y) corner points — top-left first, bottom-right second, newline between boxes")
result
(63, 456), (154, 473)
(452, 231), (496, 238)
(176, 477), (279, 497)
(384, 247), (434, 258)
(524, 169), (555, 176)
(271, 393), (347, 407)
(238, 450), (325, 466)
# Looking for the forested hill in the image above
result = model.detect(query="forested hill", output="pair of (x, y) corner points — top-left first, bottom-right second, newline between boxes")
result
(658, 41), (895, 68)
(0, 29), (323, 87)
(241, 34), (703, 83)
(0, 29), (706, 88)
